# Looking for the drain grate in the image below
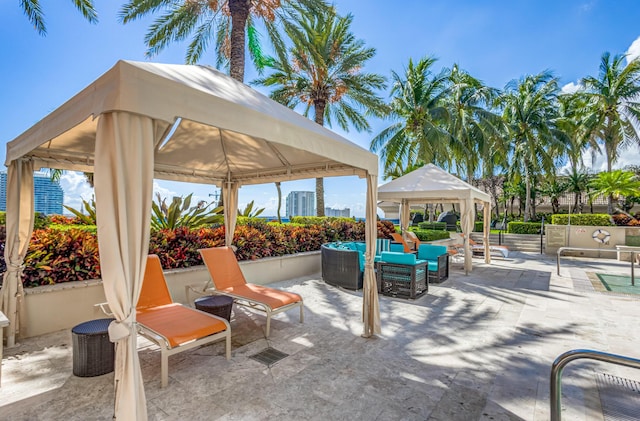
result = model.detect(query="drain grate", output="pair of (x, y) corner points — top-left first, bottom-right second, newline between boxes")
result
(249, 347), (288, 366)
(596, 373), (640, 421)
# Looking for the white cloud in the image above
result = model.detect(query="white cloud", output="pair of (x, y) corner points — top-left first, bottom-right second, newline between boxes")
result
(561, 82), (582, 94)
(59, 172), (93, 213)
(626, 36), (640, 63)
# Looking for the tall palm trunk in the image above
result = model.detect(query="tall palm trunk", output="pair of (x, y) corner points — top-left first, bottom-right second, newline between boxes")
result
(275, 181), (282, 223)
(524, 169), (532, 222)
(228, 0), (250, 82)
(314, 99), (327, 216)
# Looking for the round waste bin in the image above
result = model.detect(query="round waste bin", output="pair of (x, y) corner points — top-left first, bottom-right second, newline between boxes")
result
(194, 295), (234, 322)
(72, 318), (115, 377)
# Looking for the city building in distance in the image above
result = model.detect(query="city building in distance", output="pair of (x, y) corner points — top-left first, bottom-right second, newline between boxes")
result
(0, 171), (64, 215)
(285, 191), (315, 217)
(325, 207), (350, 217)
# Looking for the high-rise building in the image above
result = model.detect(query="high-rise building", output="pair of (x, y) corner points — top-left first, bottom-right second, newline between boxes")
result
(0, 171), (64, 215)
(285, 191), (315, 217)
(325, 207), (350, 217)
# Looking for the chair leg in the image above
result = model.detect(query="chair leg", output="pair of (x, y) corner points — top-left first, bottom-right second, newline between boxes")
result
(225, 333), (231, 360)
(265, 315), (271, 338)
(161, 351), (169, 388)
(299, 303), (304, 323)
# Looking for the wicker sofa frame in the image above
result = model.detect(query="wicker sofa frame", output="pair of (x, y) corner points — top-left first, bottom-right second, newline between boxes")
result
(321, 244), (363, 290)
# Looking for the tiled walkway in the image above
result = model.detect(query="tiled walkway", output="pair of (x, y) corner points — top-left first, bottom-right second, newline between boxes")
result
(2, 252), (640, 420)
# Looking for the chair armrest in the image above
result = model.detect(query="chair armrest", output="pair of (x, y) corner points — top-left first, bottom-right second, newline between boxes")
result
(185, 281), (213, 307)
(94, 302), (114, 317)
(437, 253), (448, 268)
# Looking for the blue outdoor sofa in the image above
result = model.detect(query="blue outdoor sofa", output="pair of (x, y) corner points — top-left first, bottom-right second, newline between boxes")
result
(321, 240), (390, 290)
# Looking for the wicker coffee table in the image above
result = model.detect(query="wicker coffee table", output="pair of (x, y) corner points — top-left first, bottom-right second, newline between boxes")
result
(71, 318), (115, 377)
(194, 295), (234, 321)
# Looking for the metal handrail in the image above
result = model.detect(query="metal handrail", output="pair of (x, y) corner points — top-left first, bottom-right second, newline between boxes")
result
(556, 247), (636, 285)
(550, 349), (640, 421)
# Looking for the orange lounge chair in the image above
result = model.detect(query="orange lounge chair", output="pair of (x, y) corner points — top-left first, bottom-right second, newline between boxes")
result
(199, 247), (304, 337)
(137, 255), (231, 387)
(390, 232), (414, 252)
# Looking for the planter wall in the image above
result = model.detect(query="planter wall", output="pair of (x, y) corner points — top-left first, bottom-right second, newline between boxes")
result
(544, 224), (634, 258)
(20, 251), (320, 338)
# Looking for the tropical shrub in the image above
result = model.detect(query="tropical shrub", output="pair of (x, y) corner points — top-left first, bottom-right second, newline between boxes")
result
(64, 198), (97, 225)
(151, 193), (223, 230)
(550, 214), (612, 226)
(22, 228), (100, 287)
(237, 200), (265, 217)
(507, 222), (543, 234)
(1, 217), (393, 286)
(377, 220), (396, 238)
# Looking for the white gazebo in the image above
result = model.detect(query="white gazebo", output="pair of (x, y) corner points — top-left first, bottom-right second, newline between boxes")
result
(377, 164), (492, 273)
(1, 60), (381, 420)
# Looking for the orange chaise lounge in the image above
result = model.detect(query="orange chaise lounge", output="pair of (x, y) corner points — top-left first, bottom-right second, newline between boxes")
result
(198, 247), (304, 337)
(136, 255), (231, 387)
(390, 232), (414, 253)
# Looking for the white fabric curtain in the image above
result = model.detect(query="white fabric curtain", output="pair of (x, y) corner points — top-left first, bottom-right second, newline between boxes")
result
(0, 159), (34, 347)
(459, 199), (474, 274)
(223, 181), (239, 248)
(95, 112), (156, 420)
(362, 174), (381, 337)
(483, 202), (491, 264)
(399, 199), (410, 233)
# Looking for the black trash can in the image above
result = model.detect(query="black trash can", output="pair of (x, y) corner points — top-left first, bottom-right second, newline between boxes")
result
(72, 318), (115, 377)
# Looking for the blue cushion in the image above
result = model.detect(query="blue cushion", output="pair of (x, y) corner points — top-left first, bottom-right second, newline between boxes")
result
(427, 261), (438, 272)
(380, 251), (417, 265)
(418, 244), (447, 261)
(389, 243), (405, 253)
(376, 239), (390, 256)
(354, 242), (367, 254)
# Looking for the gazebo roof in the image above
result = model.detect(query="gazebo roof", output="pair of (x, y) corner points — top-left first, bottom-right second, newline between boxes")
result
(378, 164), (490, 204)
(6, 60), (377, 185)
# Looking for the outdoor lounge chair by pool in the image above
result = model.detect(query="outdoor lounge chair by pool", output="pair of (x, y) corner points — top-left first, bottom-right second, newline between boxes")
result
(454, 234), (510, 258)
(390, 232), (414, 252)
(199, 247), (304, 337)
(136, 255), (231, 387)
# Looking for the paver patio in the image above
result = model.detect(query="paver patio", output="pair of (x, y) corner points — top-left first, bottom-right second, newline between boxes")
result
(1, 252), (639, 420)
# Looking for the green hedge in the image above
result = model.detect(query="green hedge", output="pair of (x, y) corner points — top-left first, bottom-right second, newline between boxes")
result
(507, 222), (542, 234)
(550, 214), (612, 226)
(410, 229), (451, 241)
(417, 222), (446, 230)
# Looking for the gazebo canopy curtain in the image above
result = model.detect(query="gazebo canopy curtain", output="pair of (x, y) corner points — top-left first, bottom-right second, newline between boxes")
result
(2, 60), (380, 420)
(377, 164), (492, 273)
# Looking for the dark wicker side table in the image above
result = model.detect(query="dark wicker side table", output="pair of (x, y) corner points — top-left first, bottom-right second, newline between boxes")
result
(194, 295), (234, 322)
(72, 318), (115, 377)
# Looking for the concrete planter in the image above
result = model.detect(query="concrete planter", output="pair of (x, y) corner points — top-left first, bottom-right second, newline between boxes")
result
(21, 251), (320, 339)
(545, 224), (639, 258)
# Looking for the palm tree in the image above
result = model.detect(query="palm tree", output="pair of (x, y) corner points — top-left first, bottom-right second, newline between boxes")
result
(564, 168), (590, 213)
(444, 65), (503, 185)
(500, 71), (566, 221)
(370, 57), (450, 176)
(119, 0), (326, 82)
(581, 52), (640, 211)
(20, 0), (97, 35)
(582, 53), (640, 171)
(589, 170), (640, 214)
(253, 8), (387, 216)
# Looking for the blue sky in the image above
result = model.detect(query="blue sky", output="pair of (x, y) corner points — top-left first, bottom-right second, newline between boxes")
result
(1, 1), (639, 217)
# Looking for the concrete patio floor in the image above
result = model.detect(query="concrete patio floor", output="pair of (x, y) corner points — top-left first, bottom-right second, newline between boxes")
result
(2, 252), (640, 420)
